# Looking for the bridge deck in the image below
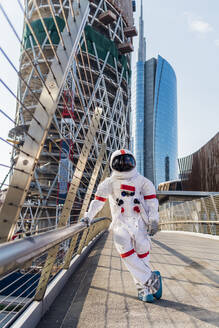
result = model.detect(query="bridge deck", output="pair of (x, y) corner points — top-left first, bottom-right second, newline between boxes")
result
(37, 232), (219, 328)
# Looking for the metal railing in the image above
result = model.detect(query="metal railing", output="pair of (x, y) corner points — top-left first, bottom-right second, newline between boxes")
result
(159, 194), (219, 235)
(0, 217), (111, 328)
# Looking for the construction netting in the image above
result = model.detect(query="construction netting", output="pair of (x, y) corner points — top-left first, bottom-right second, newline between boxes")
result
(83, 25), (131, 80)
(23, 20), (130, 79)
(23, 17), (65, 49)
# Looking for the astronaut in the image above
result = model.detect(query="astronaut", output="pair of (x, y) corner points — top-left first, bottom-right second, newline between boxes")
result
(82, 149), (162, 302)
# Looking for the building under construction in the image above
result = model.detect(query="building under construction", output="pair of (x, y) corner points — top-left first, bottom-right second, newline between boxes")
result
(5, 0), (137, 237)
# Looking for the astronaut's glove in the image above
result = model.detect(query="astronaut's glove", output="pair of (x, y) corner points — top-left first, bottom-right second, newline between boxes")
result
(80, 217), (90, 227)
(148, 220), (159, 236)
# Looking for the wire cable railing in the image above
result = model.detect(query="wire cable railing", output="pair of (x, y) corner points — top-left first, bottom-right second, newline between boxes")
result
(159, 194), (219, 236)
(0, 217), (111, 328)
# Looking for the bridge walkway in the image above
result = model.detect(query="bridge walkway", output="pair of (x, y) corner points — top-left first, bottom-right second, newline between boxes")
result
(37, 232), (219, 328)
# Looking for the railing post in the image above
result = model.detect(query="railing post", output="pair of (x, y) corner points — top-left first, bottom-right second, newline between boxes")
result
(85, 224), (95, 246)
(165, 203), (170, 230)
(192, 200), (200, 233)
(201, 198), (209, 234)
(210, 195), (219, 220)
(77, 228), (89, 254)
(35, 244), (59, 301)
(181, 203), (187, 231)
(209, 195), (219, 235)
(79, 143), (106, 220)
(186, 201), (194, 232)
(63, 234), (79, 269)
(170, 202), (174, 231)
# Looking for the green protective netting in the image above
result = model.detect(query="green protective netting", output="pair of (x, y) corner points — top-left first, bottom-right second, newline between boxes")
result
(23, 17), (65, 49)
(82, 25), (131, 81)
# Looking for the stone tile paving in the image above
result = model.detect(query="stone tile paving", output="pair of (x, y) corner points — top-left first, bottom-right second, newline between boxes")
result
(37, 231), (219, 328)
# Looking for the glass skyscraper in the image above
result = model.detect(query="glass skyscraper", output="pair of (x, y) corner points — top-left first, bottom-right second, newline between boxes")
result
(145, 56), (178, 187)
(133, 1), (178, 187)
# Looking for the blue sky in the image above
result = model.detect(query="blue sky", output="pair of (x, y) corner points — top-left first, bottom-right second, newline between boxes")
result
(132, 0), (219, 158)
(0, 0), (218, 183)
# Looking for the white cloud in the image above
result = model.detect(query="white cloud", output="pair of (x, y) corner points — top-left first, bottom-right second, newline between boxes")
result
(190, 20), (213, 33)
(214, 40), (219, 47)
(184, 12), (214, 34)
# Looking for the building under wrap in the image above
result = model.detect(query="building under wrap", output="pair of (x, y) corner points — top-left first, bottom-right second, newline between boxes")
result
(3, 0), (137, 239)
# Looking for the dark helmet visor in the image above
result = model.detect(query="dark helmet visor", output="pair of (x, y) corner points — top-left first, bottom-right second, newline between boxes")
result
(111, 154), (136, 172)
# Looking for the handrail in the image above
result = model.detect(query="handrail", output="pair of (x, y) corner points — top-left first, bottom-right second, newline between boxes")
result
(159, 220), (219, 225)
(0, 218), (111, 276)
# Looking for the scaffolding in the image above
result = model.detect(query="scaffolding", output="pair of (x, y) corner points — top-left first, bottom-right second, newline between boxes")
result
(0, 0), (137, 242)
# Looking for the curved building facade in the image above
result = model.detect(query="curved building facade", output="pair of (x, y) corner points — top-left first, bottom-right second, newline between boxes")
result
(154, 55), (178, 186)
(144, 55), (178, 187)
(178, 133), (219, 191)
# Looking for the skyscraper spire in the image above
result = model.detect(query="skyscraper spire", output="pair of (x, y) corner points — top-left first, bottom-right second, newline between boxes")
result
(141, 0), (143, 19)
(138, 0), (146, 62)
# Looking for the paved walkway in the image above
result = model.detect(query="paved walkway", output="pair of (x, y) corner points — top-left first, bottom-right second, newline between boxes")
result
(37, 231), (219, 328)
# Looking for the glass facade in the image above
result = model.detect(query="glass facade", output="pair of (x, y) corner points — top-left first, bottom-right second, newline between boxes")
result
(133, 61), (145, 175)
(133, 1), (177, 185)
(144, 58), (156, 182)
(154, 55), (178, 186)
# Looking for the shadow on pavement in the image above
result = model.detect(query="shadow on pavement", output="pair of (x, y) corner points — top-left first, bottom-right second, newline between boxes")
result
(90, 286), (219, 328)
(153, 299), (219, 328)
(152, 239), (219, 285)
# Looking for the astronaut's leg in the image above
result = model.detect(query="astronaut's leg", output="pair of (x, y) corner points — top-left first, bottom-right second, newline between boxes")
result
(113, 225), (153, 302)
(134, 219), (151, 267)
(135, 223), (162, 300)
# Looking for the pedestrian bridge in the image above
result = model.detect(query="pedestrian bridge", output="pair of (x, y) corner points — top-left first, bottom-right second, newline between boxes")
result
(0, 0), (218, 327)
(36, 231), (219, 328)
(0, 220), (218, 328)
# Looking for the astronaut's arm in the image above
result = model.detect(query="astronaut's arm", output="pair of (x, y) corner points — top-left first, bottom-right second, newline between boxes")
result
(85, 179), (110, 223)
(142, 180), (159, 223)
(86, 196), (107, 222)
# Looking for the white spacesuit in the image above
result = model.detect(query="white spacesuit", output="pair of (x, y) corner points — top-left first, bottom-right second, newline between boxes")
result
(83, 149), (162, 302)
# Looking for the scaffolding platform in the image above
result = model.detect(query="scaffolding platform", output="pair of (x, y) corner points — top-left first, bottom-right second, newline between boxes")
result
(118, 42), (134, 54)
(124, 26), (138, 37)
(99, 10), (117, 25)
